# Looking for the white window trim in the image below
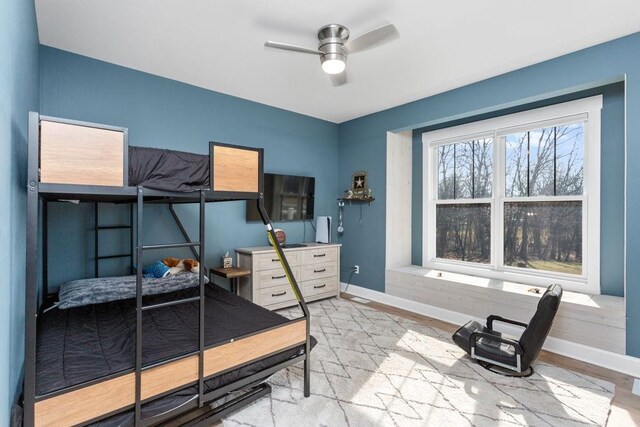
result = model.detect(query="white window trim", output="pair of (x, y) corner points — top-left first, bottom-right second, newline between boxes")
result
(422, 96), (602, 294)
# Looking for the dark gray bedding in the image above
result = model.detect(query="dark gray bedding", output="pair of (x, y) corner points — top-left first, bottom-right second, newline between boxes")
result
(57, 272), (207, 309)
(37, 284), (314, 426)
(128, 146), (209, 191)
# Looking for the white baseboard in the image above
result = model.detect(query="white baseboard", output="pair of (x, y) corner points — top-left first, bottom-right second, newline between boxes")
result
(340, 282), (640, 378)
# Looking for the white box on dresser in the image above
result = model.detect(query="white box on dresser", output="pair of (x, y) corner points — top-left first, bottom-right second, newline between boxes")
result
(236, 243), (341, 310)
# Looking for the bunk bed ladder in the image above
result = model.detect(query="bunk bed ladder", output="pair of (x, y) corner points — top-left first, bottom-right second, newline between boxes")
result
(256, 194), (312, 398)
(94, 202), (134, 277)
(134, 188), (207, 426)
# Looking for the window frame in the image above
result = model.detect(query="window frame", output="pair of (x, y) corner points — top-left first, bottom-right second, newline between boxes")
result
(422, 96), (602, 294)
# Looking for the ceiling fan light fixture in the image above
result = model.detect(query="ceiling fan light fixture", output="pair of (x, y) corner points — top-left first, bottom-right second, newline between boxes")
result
(264, 21), (398, 85)
(322, 59), (346, 74)
(321, 54), (346, 75)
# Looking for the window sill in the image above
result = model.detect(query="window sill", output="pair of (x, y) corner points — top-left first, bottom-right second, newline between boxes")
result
(423, 259), (597, 295)
(390, 265), (622, 310)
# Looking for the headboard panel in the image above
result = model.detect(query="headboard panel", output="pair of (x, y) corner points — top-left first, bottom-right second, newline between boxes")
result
(210, 143), (262, 194)
(39, 117), (128, 187)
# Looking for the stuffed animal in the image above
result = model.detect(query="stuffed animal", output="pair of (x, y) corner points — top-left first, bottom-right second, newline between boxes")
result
(141, 260), (170, 278)
(162, 257), (200, 275)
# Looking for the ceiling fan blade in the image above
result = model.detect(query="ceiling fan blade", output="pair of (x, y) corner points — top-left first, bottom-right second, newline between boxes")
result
(330, 71), (347, 87)
(264, 41), (322, 56)
(344, 23), (399, 54)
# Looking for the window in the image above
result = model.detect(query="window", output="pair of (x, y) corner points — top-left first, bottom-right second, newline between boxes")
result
(435, 138), (493, 264)
(423, 97), (602, 294)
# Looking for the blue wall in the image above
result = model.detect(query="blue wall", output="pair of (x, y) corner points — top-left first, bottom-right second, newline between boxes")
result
(39, 46), (339, 290)
(410, 83), (625, 297)
(32, 31), (640, 380)
(338, 32), (640, 357)
(0, 0), (39, 422)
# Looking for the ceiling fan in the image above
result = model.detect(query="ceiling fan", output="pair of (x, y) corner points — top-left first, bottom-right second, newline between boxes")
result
(264, 22), (399, 86)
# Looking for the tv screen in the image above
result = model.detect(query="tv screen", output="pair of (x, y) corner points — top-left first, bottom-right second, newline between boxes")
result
(246, 173), (315, 222)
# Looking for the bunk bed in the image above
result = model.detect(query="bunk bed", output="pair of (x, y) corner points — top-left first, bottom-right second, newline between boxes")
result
(24, 113), (313, 427)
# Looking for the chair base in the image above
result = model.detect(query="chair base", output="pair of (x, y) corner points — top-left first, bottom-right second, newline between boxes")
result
(477, 360), (534, 377)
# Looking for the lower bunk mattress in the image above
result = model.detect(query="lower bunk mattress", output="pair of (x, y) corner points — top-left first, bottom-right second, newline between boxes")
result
(36, 284), (314, 426)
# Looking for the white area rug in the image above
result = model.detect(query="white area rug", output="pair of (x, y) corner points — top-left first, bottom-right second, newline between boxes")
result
(223, 298), (614, 426)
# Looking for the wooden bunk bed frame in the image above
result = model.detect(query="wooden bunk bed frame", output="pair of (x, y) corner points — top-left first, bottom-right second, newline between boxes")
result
(24, 113), (312, 427)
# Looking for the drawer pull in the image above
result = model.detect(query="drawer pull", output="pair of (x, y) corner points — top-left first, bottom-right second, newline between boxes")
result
(313, 253), (326, 258)
(313, 268), (326, 273)
(272, 274), (286, 279)
(271, 258), (279, 262)
(313, 284), (327, 289)
(272, 291), (287, 297)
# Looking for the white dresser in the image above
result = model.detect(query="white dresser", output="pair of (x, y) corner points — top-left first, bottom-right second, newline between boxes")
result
(235, 243), (341, 310)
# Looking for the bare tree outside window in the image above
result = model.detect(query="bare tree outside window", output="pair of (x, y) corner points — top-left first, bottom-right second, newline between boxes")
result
(555, 125), (584, 196)
(436, 138), (493, 263)
(434, 124), (584, 275)
(503, 123), (584, 275)
(505, 124), (584, 198)
(438, 139), (492, 199)
(436, 203), (491, 263)
(438, 144), (455, 199)
(426, 97), (601, 293)
(503, 201), (582, 274)
(474, 140), (493, 198)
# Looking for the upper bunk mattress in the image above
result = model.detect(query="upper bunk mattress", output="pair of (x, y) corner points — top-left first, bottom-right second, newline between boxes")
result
(36, 284), (308, 397)
(128, 146), (209, 191)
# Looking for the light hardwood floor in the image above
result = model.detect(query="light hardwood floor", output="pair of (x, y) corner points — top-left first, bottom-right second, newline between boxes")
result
(340, 293), (640, 427)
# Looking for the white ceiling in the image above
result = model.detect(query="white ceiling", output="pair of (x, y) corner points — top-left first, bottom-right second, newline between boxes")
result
(35, 0), (640, 123)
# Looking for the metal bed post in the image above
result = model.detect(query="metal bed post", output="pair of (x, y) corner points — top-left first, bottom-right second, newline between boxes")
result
(256, 195), (311, 397)
(24, 111), (40, 427)
(94, 202), (99, 277)
(130, 203), (135, 275)
(198, 191), (206, 406)
(135, 186), (144, 425)
(42, 200), (49, 300)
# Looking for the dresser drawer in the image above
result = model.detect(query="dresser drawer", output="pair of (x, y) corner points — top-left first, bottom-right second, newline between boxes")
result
(258, 284), (297, 307)
(236, 244), (340, 310)
(301, 247), (337, 265)
(303, 277), (338, 298)
(300, 261), (337, 281)
(255, 266), (300, 289)
(254, 251), (301, 270)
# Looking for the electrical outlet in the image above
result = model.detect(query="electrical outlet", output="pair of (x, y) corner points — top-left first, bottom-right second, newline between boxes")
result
(633, 378), (640, 396)
(354, 265), (360, 274)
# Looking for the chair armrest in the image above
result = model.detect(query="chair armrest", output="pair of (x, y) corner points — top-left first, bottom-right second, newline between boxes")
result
(469, 331), (524, 355)
(487, 315), (528, 330)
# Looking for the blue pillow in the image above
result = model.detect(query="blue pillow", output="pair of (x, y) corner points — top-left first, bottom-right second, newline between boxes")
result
(142, 260), (170, 279)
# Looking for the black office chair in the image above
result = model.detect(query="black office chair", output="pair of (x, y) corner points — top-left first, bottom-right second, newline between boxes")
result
(452, 284), (563, 377)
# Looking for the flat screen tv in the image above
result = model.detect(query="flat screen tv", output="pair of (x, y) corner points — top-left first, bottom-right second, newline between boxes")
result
(246, 173), (315, 222)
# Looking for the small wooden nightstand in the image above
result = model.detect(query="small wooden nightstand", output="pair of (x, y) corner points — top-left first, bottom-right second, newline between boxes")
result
(209, 267), (251, 294)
